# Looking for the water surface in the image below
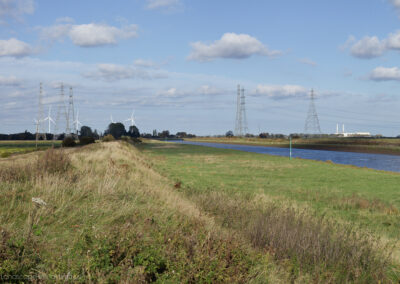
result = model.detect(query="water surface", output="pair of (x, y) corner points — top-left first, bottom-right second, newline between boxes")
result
(175, 141), (400, 173)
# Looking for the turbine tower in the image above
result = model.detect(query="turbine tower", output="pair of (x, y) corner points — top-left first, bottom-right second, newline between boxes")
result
(235, 84), (248, 136)
(110, 115), (115, 123)
(304, 89), (321, 134)
(125, 110), (136, 127)
(43, 106), (55, 134)
(36, 83), (47, 140)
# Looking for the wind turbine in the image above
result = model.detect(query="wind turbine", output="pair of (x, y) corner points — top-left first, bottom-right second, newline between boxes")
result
(74, 110), (82, 134)
(43, 106), (55, 133)
(125, 110), (136, 127)
(110, 115), (115, 123)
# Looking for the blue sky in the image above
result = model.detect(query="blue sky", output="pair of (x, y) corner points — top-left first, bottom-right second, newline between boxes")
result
(2, 0), (400, 135)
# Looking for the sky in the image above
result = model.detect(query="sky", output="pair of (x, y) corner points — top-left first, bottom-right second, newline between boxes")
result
(1, 0), (400, 136)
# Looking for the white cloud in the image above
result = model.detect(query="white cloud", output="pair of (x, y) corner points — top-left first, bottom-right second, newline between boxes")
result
(385, 31), (400, 50)
(369, 66), (400, 81)
(40, 23), (72, 42)
(198, 85), (221, 95)
(83, 63), (168, 82)
(0, 75), (20, 85)
(347, 36), (386, 59)
(254, 84), (308, 99)
(134, 59), (159, 68)
(40, 21), (138, 47)
(298, 58), (317, 67)
(84, 64), (137, 81)
(390, 0), (400, 8)
(0, 0), (34, 22)
(188, 33), (282, 62)
(0, 38), (33, 57)
(344, 31), (400, 59)
(69, 23), (137, 47)
(145, 0), (181, 10)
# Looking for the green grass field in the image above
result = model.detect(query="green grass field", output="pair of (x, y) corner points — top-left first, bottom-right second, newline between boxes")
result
(141, 142), (400, 237)
(140, 141), (400, 280)
(0, 141), (60, 157)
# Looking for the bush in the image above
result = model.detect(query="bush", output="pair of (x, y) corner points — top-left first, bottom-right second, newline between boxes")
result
(62, 136), (76, 147)
(79, 136), (95, 146)
(38, 148), (71, 174)
(121, 136), (142, 145)
(102, 134), (115, 142)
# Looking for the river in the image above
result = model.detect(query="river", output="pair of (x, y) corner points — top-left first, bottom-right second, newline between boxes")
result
(175, 141), (400, 173)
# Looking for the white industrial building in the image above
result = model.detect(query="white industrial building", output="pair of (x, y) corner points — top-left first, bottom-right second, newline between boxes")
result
(335, 124), (371, 137)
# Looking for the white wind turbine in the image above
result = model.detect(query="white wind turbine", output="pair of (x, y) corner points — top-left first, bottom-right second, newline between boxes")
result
(43, 106), (55, 133)
(74, 110), (82, 134)
(110, 115), (115, 123)
(125, 110), (136, 127)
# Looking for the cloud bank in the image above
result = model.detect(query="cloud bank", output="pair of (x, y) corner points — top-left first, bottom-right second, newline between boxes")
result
(254, 84), (308, 99)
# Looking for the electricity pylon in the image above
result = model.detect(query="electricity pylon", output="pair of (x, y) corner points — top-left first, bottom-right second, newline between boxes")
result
(304, 89), (321, 134)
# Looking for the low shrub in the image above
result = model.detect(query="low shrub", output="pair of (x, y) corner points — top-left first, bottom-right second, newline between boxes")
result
(195, 192), (394, 282)
(79, 136), (95, 146)
(62, 136), (76, 147)
(102, 134), (115, 142)
(37, 148), (71, 175)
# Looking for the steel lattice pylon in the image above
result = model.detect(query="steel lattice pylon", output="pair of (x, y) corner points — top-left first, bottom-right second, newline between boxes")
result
(53, 83), (69, 140)
(234, 84), (248, 136)
(304, 89), (321, 134)
(36, 82), (47, 141)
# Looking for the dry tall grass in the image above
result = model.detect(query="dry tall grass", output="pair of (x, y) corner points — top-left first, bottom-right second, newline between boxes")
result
(193, 190), (397, 283)
(0, 142), (277, 283)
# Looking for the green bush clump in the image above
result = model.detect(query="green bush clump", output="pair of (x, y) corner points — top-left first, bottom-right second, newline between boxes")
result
(79, 136), (95, 146)
(102, 134), (115, 142)
(62, 136), (76, 147)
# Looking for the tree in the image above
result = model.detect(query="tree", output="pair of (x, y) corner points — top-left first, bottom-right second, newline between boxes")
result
(105, 123), (126, 139)
(159, 130), (170, 138)
(80, 126), (93, 138)
(225, 130), (234, 137)
(176, 132), (187, 138)
(128, 125), (140, 138)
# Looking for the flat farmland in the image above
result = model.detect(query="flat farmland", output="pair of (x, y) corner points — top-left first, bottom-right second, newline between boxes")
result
(0, 141), (60, 157)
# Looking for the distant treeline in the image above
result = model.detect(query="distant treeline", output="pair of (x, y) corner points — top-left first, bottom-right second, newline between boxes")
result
(0, 131), (71, 141)
(0, 129), (196, 141)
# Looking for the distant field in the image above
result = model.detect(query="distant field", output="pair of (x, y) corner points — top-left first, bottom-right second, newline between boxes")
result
(0, 140), (60, 157)
(185, 137), (400, 155)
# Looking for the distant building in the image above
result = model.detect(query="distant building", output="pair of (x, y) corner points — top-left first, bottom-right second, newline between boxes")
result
(334, 123), (371, 137)
(339, 132), (371, 137)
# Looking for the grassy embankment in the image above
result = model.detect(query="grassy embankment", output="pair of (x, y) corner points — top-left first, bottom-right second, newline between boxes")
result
(0, 141), (60, 158)
(185, 137), (400, 156)
(1, 140), (399, 282)
(0, 141), (273, 283)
